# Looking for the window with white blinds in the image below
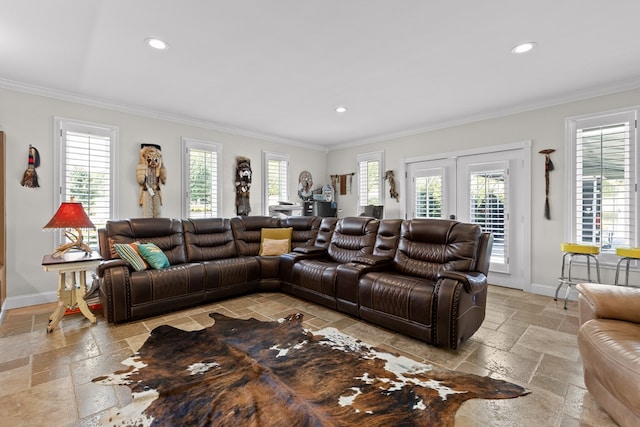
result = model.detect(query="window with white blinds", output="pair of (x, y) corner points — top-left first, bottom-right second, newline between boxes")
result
(55, 118), (118, 248)
(415, 173), (443, 218)
(469, 167), (508, 267)
(263, 151), (289, 214)
(357, 151), (383, 211)
(182, 138), (220, 218)
(568, 110), (638, 255)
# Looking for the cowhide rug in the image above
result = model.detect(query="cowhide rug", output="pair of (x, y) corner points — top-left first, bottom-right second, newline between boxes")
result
(93, 313), (528, 426)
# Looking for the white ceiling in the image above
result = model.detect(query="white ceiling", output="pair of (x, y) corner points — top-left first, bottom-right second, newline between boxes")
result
(2, 0), (640, 149)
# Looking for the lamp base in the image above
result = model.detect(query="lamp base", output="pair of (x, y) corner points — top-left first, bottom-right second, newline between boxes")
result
(51, 228), (92, 258)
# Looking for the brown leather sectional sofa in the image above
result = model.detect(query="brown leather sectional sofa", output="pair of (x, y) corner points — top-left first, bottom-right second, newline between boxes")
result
(97, 215), (492, 349)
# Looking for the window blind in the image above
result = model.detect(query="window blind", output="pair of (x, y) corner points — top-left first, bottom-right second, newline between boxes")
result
(267, 158), (288, 207)
(575, 121), (633, 251)
(61, 129), (112, 247)
(358, 152), (383, 209)
(187, 146), (218, 218)
(415, 175), (442, 218)
(469, 169), (508, 266)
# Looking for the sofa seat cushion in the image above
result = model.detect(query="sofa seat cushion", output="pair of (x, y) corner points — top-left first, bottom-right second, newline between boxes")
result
(129, 263), (204, 305)
(201, 257), (261, 289)
(291, 259), (341, 296)
(359, 272), (435, 326)
(577, 318), (640, 419)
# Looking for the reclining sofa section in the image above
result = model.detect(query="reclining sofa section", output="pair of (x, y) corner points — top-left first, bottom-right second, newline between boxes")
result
(97, 215), (492, 349)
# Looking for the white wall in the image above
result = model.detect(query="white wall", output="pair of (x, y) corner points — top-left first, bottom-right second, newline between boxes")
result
(3, 84), (640, 309)
(0, 86), (327, 308)
(327, 87), (640, 295)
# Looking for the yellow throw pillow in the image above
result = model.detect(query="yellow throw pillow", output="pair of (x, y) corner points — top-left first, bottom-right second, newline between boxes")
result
(260, 238), (290, 256)
(259, 227), (292, 255)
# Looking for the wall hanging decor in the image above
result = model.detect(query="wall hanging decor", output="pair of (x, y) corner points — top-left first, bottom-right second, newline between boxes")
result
(330, 173), (355, 196)
(384, 170), (399, 202)
(539, 149), (555, 220)
(235, 156), (252, 216)
(298, 171), (313, 201)
(20, 144), (40, 188)
(137, 144), (166, 218)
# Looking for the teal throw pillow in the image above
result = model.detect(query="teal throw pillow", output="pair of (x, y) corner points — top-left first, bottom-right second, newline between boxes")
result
(138, 242), (170, 269)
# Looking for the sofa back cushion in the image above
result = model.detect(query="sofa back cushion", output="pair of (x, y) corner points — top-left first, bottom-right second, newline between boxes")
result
(328, 217), (379, 264)
(280, 216), (322, 250)
(183, 218), (238, 262)
(105, 218), (187, 265)
(373, 219), (403, 257)
(393, 218), (481, 280)
(230, 216), (281, 256)
(314, 217), (338, 250)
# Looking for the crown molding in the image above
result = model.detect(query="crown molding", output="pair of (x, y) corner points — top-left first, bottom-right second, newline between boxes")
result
(4, 76), (640, 154)
(327, 77), (640, 151)
(0, 78), (327, 152)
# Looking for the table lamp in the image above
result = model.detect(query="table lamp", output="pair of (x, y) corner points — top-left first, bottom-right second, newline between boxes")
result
(43, 198), (95, 257)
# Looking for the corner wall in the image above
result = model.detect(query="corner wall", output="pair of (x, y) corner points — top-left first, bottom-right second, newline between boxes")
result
(0, 87), (327, 308)
(327, 87), (640, 294)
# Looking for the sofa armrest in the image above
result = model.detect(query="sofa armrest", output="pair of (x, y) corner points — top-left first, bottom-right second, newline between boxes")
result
(293, 246), (327, 255)
(97, 259), (130, 277)
(576, 283), (640, 325)
(437, 271), (486, 294)
(352, 254), (393, 266)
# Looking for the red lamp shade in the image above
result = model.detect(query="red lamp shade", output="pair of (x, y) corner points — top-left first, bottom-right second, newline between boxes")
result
(43, 201), (95, 257)
(43, 202), (95, 230)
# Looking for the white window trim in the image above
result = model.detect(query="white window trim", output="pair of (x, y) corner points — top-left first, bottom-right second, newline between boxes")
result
(357, 150), (384, 211)
(565, 107), (639, 265)
(53, 116), (119, 247)
(181, 137), (222, 218)
(262, 151), (290, 215)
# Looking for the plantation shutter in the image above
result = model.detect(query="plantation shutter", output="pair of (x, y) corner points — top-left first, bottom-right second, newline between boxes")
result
(263, 151), (289, 214)
(268, 158), (288, 206)
(186, 145), (219, 218)
(468, 165), (508, 269)
(358, 151), (383, 210)
(415, 172), (443, 218)
(60, 124), (114, 247)
(574, 113), (635, 252)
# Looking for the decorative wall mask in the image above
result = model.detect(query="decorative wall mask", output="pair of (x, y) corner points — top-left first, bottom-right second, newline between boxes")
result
(384, 170), (399, 202)
(137, 144), (166, 218)
(539, 149), (555, 220)
(235, 156), (252, 216)
(298, 171), (313, 201)
(21, 144), (40, 188)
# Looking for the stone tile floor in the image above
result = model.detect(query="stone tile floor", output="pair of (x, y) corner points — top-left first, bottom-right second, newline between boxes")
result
(0, 285), (617, 426)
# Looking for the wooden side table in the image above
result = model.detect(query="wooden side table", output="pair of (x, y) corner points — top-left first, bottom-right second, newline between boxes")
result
(42, 251), (102, 333)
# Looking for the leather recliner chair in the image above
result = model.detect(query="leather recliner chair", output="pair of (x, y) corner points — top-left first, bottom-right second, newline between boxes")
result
(576, 283), (640, 427)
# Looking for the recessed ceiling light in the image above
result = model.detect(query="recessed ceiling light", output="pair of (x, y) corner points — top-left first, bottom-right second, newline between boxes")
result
(145, 38), (169, 50)
(512, 42), (536, 54)
(335, 106), (347, 113)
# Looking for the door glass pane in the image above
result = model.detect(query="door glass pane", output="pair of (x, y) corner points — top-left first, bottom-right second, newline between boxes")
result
(415, 175), (442, 218)
(469, 169), (508, 270)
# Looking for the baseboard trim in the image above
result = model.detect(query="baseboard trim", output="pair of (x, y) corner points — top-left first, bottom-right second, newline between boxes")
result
(530, 281), (577, 301)
(2, 291), (58, 311)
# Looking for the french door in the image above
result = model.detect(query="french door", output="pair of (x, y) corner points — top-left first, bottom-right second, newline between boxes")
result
(406, 147), (530, 289)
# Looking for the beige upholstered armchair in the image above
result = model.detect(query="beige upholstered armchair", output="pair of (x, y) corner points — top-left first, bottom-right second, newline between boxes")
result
(576, 283), (640, 427)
